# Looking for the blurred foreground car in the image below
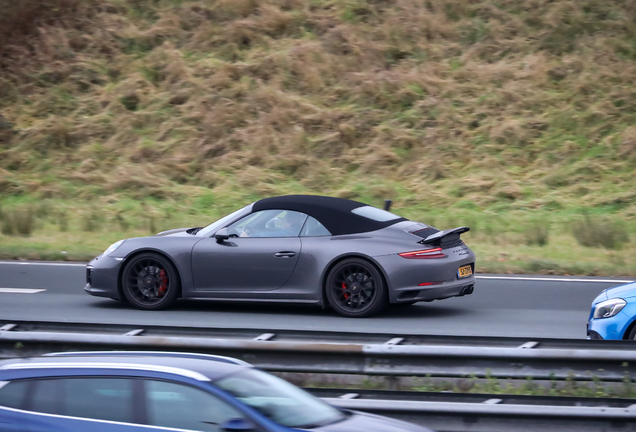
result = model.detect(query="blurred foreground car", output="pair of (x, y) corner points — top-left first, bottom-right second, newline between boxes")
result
(0, 351), (433, 432)
(588, 281), (636, 340)
(85, 195), (475, 317)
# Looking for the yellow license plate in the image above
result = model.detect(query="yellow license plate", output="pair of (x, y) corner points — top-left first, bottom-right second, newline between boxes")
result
(458, 265), (473, 278)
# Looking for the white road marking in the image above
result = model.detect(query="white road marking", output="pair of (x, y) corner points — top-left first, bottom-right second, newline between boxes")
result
(0, 261), (86, 267)
(0, 288), (46, 294)
(476, 276), (634, 284)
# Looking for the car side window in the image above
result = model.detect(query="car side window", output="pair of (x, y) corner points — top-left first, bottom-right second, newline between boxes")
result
(145, 380), (245, 432)
(227, 210), (307, 238)
(300, 216), (331, 237)
(29, 378), (135, 423)
(0, 380), (29, 409)
(30, 379), (58, 415)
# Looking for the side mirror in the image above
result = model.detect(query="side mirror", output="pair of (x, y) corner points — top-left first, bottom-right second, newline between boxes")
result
(215, 227), (230, 243)
(221, 418), (256, 432)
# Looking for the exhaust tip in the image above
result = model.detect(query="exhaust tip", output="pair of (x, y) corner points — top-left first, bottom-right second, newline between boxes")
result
(457, 284), (474, 297)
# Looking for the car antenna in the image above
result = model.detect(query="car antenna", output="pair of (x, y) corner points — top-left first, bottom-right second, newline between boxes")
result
(384, 199), (392, 211)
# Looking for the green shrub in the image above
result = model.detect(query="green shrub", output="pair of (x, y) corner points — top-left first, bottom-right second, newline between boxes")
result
(57, 210), (69, 232)
(0, 215), (13, 235)
(572, 215), (630, 250)
(524, 221), (550, 246)
(82, 208), (103, 232)
(0, 207), (36, 236)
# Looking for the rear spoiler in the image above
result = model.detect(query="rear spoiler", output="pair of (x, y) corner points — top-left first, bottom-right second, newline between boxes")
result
(421, 226), (470, 247)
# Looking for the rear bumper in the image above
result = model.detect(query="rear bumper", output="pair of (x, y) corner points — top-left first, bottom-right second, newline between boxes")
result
(392, 279), (475, 303)
(374, 245), (476, 304)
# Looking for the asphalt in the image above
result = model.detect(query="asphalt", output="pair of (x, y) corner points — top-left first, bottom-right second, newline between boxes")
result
(0, 261), (633, 339)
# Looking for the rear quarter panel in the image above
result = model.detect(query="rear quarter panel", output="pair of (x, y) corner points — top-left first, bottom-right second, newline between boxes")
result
(286, 224), (453, 304)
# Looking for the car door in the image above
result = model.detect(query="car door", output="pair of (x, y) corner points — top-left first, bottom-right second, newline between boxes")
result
(24, 376), (146, 432)
(142, 379), (261, 432)
(191, 210), (305, 291)
(0, 379), (30, 432)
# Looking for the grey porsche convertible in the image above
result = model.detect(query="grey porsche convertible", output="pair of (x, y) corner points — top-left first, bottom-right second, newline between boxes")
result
(85, 195), (476, 317)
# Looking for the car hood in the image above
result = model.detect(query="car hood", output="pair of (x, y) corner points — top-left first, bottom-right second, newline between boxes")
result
(155, 228), (196, 237)
(593, 281), (636, 304)
(312, 410), (433, 432)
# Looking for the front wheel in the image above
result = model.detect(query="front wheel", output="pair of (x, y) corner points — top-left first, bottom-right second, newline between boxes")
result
(325, 258), (387, 318)
(121, 253), (180, 310)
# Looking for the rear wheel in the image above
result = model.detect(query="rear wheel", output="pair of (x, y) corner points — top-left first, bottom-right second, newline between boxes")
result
(121, 253), (180, 310)
(325, 258), (387, 318)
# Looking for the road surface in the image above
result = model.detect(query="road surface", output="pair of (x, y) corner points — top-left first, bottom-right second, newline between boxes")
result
(0, 261), (632, 339)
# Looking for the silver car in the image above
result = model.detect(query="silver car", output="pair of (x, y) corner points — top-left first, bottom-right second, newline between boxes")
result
(85, 195), (476, 317)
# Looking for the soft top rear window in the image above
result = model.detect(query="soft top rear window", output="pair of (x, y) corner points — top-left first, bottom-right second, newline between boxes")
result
(351, 206), (401, 222)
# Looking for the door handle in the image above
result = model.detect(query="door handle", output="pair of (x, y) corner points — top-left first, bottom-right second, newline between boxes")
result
(274, 252), (296, 258)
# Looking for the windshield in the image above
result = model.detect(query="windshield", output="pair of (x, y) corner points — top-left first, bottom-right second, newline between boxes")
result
(196, 204), (252, 237)
(214, 369), (346, 428)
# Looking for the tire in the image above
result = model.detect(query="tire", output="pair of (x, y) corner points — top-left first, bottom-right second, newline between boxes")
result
(121, 252), (180, 310)
(325, 258), (387, 318)
(627, 324), (636, 340)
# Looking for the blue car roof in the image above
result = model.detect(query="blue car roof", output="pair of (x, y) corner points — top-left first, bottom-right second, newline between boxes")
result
(0, 352), (251, 382)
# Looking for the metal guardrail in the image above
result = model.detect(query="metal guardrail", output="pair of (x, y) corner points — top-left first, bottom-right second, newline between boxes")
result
(3, 320), (634, 350)
(326, 398), (636, 432)
(1, 320), (635, 381)
(310, 389), (636, 432)
(1, 321), (635, 431)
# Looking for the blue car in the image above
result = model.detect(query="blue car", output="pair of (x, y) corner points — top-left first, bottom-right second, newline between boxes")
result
(588, 282), (636, 340)
(0, 351), (433, 432)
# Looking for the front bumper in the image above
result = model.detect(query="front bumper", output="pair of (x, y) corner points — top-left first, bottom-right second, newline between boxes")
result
(587, 309), (633, 341)
(83, 254), (124, 300)
(587, 328), (604, 340)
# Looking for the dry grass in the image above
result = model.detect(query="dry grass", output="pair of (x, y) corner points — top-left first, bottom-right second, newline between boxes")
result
(1, 1), (636, 270)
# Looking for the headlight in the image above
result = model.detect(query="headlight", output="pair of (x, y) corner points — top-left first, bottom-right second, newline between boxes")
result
(103, 240), (125, 256)
(593, 298), (627, 319)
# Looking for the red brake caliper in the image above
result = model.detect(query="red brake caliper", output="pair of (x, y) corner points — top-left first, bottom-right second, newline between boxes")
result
(341, 282), (349, 300)
(158, 269), (168, 297)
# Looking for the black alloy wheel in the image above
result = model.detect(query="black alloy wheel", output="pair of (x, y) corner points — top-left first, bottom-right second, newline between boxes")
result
(121, 253), (180, 310)
(325, 258), (387, 318)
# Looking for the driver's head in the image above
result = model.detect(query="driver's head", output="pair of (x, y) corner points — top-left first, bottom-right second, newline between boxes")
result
(282, 211), (303, 228)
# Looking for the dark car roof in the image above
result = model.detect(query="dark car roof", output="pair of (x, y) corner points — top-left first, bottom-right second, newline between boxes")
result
(253, 195), (407, 236)
(0, 352), (250, 382)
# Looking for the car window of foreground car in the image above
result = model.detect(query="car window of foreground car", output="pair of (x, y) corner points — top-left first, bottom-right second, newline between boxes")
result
(0, 380), (28, 408)
(215, 369), (347, 428)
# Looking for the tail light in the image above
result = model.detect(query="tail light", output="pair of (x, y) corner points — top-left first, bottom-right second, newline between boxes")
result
(399, 247), (446, 259)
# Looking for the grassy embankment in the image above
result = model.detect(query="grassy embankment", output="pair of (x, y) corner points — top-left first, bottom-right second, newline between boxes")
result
(0, 0), (635, 274)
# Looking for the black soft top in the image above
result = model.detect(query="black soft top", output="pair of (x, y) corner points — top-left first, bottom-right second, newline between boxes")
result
(253, 195), (407, 236)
